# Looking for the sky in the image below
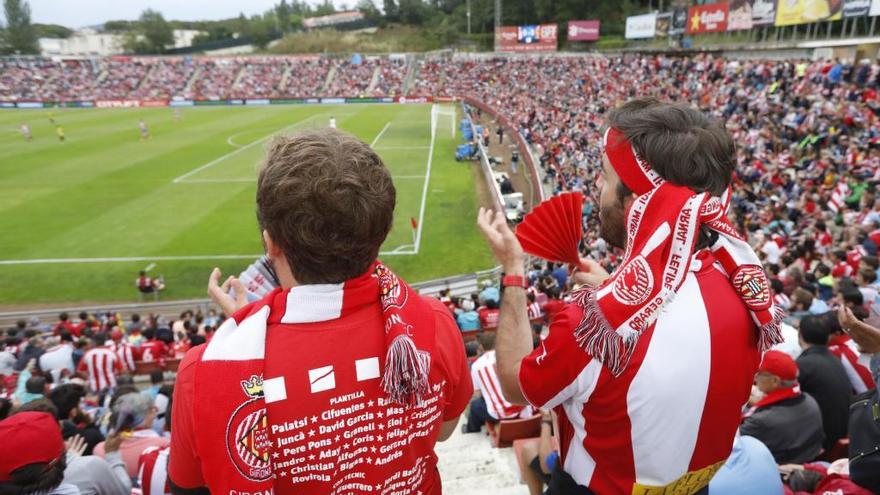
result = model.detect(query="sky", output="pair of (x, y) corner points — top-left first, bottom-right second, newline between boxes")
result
(7, 0), (352, 28)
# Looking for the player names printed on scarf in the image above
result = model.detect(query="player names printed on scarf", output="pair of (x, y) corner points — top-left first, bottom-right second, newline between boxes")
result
(267, 381), (447, 493)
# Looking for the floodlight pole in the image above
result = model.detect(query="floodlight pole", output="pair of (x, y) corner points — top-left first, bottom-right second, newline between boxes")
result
(495, 0), (502, 29)
(467, 0), (472, 34)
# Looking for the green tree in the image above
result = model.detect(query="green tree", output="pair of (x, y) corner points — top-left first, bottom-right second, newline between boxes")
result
(275, 0), (292, 32)
(383, 0), (399, 21)
(2, 0), (39, 54)
(123, 9), (173, 53)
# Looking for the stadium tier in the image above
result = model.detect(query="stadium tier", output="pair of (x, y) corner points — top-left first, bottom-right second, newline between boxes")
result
(3, 51), (880, 495)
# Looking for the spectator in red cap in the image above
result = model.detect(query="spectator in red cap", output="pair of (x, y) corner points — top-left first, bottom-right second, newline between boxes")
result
(740, 350), (824, 464)
(0, 411), (79, 495)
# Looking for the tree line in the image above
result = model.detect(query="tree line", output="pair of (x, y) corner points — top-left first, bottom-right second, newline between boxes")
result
(1, 0), (655, 55)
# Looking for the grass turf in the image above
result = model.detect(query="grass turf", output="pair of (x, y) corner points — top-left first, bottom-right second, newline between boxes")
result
(0, 103), (494, 305)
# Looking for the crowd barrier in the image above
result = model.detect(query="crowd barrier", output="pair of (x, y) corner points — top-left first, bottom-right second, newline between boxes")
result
(460, 96), (546, 208)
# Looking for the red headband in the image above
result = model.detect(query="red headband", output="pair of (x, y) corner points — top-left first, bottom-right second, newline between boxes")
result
(603, 127), (664, 196)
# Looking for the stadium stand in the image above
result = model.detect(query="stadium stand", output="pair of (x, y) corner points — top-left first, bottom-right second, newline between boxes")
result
(3, 51), (880, 494)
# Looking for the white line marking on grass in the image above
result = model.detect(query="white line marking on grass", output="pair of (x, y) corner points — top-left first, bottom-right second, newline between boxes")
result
(173, 115), (323, 184)
(412, 105), (437, 255)
(226, 133), (244, 148)
(178, 178), (255, 183)
(394, 175), (426, 179)
(374, 146), (431, 150)
(370, 122), (391, 147)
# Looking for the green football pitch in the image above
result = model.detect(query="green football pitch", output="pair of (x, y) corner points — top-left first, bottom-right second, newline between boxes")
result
(0, 103), (494, 305)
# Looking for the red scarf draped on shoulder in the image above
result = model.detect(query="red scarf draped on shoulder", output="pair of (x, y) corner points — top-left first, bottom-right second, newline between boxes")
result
(743, 384), (801, 419)
(571, 127), (784, 376)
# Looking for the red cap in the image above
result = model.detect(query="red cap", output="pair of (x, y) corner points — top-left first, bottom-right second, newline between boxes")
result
(110, 329), (123, 341)
(0, 412), (65, 481)
(758, 350), (798, 381)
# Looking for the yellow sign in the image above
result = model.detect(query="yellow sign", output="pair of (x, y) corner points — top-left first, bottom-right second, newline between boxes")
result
(775, 0), (842, 25)
(631, 461), (724, 495)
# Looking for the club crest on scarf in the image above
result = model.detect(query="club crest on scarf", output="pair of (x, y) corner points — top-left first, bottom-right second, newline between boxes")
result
(225, 375), (272, 482)
(374, 263), (409, 311)
(731, 265), (772, 312)
(611, 255), (653, 306)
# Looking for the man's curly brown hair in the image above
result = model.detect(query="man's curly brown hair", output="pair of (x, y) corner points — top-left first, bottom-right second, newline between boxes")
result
(256, 129), (396, 284)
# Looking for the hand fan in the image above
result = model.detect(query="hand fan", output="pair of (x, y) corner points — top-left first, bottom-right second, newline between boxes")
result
(515, 192), (584, 265)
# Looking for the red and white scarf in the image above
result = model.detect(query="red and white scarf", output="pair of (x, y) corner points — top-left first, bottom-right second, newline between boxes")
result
(571, 127), (783, 376)
(743, 383), (801, 418)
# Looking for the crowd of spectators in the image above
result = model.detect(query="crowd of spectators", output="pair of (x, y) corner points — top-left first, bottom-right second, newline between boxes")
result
(0, 308), (228, 495)
(3, 52), (880, 493)
(0, 55), (406, 102)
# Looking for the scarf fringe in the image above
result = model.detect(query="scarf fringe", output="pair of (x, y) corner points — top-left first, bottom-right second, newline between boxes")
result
(757, 305), (786, 353)
(571, 288), (637, 377)
(381, 334), (431, 407)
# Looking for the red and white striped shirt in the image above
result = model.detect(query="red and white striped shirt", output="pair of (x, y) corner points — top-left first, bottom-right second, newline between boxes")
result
(527, 301), (544, 320)
(138, 446), (170, 495)
(472, 350), (528, 420)
(77, 345), (122, 392)
(518, 254), (760, 493)
(111, 341), (137, 372)
(829, 335), (876, 394)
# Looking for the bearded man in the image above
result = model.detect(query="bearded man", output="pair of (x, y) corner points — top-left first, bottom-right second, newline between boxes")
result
(477, 97), (783, 494)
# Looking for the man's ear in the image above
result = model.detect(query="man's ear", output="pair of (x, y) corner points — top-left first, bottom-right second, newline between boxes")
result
(262, 230), (284, 259)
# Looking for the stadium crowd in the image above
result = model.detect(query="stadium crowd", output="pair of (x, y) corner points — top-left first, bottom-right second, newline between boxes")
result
(2, 52), (880, 494)
(0, 55), (402, 102)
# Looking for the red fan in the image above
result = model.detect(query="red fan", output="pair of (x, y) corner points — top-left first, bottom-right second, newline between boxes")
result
(515, 192), (584, 265)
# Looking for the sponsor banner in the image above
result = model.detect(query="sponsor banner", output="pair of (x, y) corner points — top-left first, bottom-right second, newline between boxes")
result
(345, 97), (383, 103)
(228, 99), (244, 105)
(171, 100), (196, 107)
(872, 0), (880, 15)
(495, 24), (558, 52)
(751, 0), (778, 25)
(671, 8), (689, 34)
(435, 96), (457, 103)
(396, 96), (433, 104)
(688, 3), (729, 33)
(775, 0), (842, 25)
(625, 13), (657, 39)
(729, 0), (755, 30)
(245, 99), (271, 106)
(380, 97), (394, 103)
(305, 98), (320, 104)
(95, 100), (141, 108)
(270, 99), (306, 105)
(17, 102), (44, 108)
(320, 98), (346, 104)
(141, 100), (168, 108)
(655, 13), (672, 37)
(844, 0), (871, 16)
(567, 20), (600, 41)
(0, 102), (16, 108)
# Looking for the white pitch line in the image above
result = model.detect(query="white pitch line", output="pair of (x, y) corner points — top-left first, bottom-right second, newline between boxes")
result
(173, 114), (323, 184)
(179, 178), (254, 183)
(370, 122), (391, 147)
(394, 175), (425, 179)
(374, 146), (430, 150)
(413, 105), (437, 255)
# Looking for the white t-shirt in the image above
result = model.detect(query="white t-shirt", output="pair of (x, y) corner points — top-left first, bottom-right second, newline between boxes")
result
(329, 118), (336, 128)
(39, 343), (75, 380)
(761, 240), (783, 265)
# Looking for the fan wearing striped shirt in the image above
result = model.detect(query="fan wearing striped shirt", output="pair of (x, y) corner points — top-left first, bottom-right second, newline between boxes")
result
(477, 98), (775, 494)
(465, 332), (532, 433)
